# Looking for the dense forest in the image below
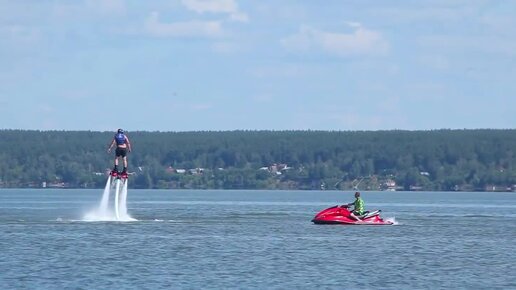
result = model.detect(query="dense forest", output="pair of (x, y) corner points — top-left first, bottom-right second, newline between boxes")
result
(0, 129), (515, 191)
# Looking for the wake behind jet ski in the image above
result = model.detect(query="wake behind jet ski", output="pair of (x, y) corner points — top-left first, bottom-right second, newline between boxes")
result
(311, 204), (393, 225)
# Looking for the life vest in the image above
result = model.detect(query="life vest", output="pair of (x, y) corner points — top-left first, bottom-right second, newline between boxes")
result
(353, 198), (364, 214)
(114, 133), (126, 145)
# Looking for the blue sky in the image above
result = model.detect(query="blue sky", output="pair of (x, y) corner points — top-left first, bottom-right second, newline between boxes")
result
(0, 0), (514, 131)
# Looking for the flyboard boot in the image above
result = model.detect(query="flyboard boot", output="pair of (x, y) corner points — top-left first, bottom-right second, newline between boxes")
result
(120, 167), (128, 179)
(110, 166), (119, 178)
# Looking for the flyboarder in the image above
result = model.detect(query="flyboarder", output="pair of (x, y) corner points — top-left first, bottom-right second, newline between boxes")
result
(107, 129), (132, 178)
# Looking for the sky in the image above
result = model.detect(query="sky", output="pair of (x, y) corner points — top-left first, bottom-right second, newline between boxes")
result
(0, 0), (515, 131)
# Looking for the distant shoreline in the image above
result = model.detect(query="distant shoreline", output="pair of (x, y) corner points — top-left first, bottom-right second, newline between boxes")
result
(1, 129), (515, 191)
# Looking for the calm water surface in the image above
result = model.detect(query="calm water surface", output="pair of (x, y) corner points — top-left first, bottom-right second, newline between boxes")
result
(1, 189), (515, 289)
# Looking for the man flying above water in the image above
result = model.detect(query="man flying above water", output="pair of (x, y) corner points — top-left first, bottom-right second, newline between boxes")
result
(107, 129), (132, 178)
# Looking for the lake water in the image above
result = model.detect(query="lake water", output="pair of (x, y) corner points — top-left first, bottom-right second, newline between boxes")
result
(1, 189), (515, 289)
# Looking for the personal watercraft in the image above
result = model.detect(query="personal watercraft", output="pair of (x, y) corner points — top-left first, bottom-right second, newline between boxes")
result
(311, 205), (393, 225)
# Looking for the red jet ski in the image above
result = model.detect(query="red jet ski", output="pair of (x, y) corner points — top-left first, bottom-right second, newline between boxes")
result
(311, 205), (393, 225)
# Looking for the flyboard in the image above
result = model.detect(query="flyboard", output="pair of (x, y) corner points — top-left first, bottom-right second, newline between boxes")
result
(95, 171), (131, 221)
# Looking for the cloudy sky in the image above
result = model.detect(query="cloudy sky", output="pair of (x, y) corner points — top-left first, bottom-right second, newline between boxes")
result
(0, 0), (514, 131)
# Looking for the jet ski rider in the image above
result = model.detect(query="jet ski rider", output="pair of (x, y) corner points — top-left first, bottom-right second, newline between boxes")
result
(107, 129), (132, 177)
(346, 191), (365, 221)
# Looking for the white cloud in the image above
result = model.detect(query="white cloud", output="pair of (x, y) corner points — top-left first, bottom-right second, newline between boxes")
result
(51, 1), (126, 20)
(228, 12), (248, 22)
(181, 0), (248, 22)
(281, 23), (388, 57)
(250, 64), (311, 78)
(145, 11), (223, 38)
(419, 34), (516, 57)
(346, 21), (362, 28)
(86, 0), (126, 15)
(325, 109), (408, 130)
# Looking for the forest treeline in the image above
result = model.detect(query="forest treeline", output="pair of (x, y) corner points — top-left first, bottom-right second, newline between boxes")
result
(0, 129), (515, 191)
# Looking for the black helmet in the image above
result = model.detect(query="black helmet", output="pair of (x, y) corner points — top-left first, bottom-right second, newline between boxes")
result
(117, 129), (124, 134)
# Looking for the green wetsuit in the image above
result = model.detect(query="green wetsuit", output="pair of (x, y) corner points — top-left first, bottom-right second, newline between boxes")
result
(351, 197), (364, 215)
